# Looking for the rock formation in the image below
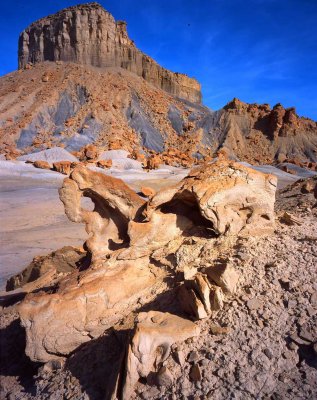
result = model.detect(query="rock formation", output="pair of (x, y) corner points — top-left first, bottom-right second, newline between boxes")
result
(122, 311), (200, 398)
(17, 160), (276, 363)
(18, 2), (201, 103)
(221, 98), (317, 164)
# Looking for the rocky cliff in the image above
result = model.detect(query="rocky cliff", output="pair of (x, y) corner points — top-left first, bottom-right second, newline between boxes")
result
(18, 2), (201, 103)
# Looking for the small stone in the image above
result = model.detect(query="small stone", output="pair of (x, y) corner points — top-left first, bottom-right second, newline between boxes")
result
(289, 333), (311, 345)
(189, 364), (202, 382)
(310, 292), (317, 307)
(200, 359), (209, 367)
(206, 262), (240, 294)
(174, 350), (185, 366)
(187, 350), (200, 362)
(210, 325), (231, 335)
(140, 186), (156, 198)
(247, 298), (263, 311)
(263, 348), (274, 359)
(155, 366), (173, 387)
(306, 306), (316, 317)
(280, 212), (302, 226)
(236, 252), (250, 262)
(141, 386), (160, 399)
(42, 359), (64, 373)
(288, 342), (298, 351)
(299, 328), (315, 343)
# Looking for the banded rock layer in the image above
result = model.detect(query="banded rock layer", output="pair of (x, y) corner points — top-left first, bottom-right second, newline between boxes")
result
(18, 2), (201, 103)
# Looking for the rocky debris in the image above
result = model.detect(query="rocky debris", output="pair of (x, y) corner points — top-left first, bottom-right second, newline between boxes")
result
(18, 3), (201, 104)
(280, 211), (303, 226)
(33, 160), (51, 170)
(15, 160), (276, 363)
(206, 261), (240, 294)
(221, 98), (317, 164)
(178, 273), (226, 319)
(6, 246), (86, 291)
(275, 176), (317, 212)
(96, 159), (112, 169)
(122, 311), (200, 398)
(78, 144), (100, 161)
(53, 161), (71, 175)
(146, 154), (161, 170)
(2, 61), (316, 167)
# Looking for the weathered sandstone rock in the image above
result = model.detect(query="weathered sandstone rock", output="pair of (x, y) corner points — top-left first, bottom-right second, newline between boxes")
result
(97, 159), (112, 169)
(178, 273), (225, 320)
(19, 257), (163, 362)
(53, 161), (71, 175)
(33, 160), (51, 170)
(122, 311), (200, 398)
(59, 166), (145, 261)
(146, 159), (277, 236)
(206, 261), (240, 294)
(6, 246), (86, 291)
(140, 186), (156, 198)
(17, 160), (276, 363)
(18, 3), (201, 103)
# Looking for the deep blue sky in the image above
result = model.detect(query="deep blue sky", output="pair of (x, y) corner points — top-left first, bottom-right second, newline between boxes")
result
(1, 0), (317, 120)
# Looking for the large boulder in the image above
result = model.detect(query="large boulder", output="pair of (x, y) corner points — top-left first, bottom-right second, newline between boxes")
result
(18, 160), (276, 363)
(19, 257), (164, 362)
(122, 311), (200, 398)
(146, 159), (277, 236)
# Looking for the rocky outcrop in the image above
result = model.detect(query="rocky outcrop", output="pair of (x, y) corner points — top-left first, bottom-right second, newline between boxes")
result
(18, 2), (201, 103)
(221, 98), (317, 164)
(17, 160), (277, 363)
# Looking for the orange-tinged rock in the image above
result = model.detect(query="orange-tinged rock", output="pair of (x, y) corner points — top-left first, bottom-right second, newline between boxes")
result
(33, 160), (51, 170)
(97, 159), (112, 169)
(122, 311), (200, 398)
(53, 161), (71, 175)
(140, 186), (156, 197)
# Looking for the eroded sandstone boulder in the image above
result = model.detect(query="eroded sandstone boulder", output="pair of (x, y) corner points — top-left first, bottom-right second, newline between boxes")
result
(17, 160), (276, 363)
(6, 246), (86, 291)
(19, 257), (164, 362)
(59, 166), (145, 261)
(53, 161), (71, 175)
(122, 311), (200, 399)
(33, 160), (51, 170)
(146, 159), (277, 236)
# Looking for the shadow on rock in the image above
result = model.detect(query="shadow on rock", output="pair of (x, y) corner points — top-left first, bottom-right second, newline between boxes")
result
(66, 328), (130, 400)
(0, 316), (40, 394)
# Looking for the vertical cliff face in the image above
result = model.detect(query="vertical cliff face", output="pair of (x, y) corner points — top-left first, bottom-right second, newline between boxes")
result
(18, 2), (202, 103)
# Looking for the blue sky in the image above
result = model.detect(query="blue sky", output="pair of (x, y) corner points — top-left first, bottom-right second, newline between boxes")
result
(1, 0), (317, 120)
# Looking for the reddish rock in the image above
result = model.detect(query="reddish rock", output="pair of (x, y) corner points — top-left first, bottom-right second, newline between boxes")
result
(140, 186), (156, 197)
(53, 161), (71, 175)
(97, 159), (112, 169)
(33, 160), (51, 170)
(146, 155), (161, 170)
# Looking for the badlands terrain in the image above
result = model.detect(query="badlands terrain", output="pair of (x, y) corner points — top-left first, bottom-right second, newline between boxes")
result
(0, 2), (317, 400)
